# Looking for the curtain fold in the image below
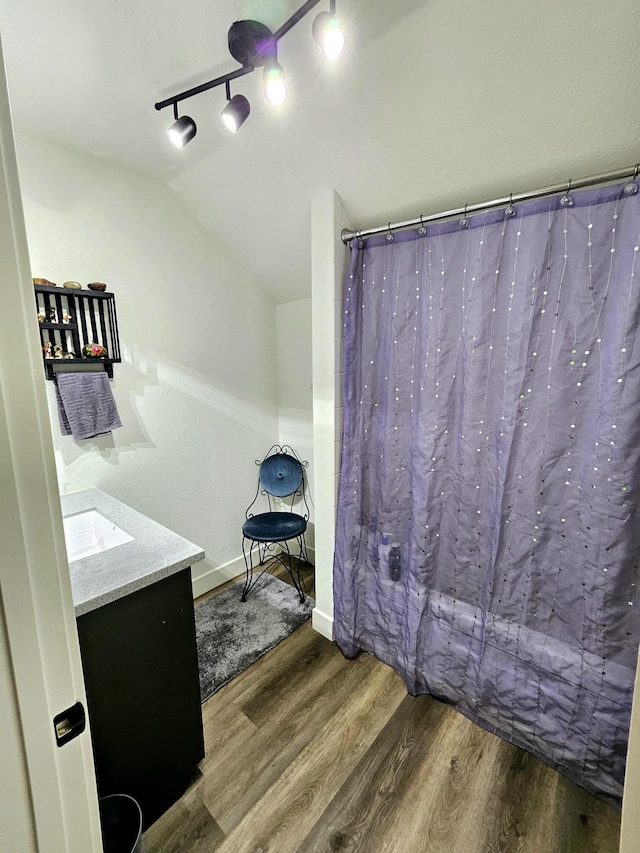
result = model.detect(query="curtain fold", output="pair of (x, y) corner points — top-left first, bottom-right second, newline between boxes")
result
(333, 181), (640, 803)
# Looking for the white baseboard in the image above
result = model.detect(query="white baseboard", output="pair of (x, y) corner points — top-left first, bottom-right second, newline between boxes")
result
(191, 547), (317, 601)
(311, 607), (334, 640)
(191, 556), (245, 599)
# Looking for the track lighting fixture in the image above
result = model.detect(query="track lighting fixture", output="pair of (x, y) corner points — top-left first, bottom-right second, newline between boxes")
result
(155, 0), (344, 148)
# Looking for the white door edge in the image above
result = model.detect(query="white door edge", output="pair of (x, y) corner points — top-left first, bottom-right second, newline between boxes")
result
(0, 32), (102, 852)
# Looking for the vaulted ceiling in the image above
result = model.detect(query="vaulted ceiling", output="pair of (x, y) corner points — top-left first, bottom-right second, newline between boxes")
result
(1, 0), (639, 303)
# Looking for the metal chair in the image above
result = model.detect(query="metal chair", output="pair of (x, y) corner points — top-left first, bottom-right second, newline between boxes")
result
(241, 445), (310, 602)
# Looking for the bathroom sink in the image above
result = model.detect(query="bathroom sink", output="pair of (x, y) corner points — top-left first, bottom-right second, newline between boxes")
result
(63, 509), (134, 562)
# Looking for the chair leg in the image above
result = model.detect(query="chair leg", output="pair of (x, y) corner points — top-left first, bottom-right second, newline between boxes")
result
(241, 537), (254, 602)
(281, 540), (305, 603)
(242, 538), (307, 603)
(242, 540), (280, 600)
(295, 535), (308, 598)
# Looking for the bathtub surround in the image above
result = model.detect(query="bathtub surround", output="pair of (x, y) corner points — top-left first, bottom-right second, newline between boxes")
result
(195, 575), (314, 702)
(334, 180), (640, 804)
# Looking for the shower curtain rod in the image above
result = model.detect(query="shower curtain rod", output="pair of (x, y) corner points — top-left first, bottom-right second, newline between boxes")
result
(341, 162), (640, 244)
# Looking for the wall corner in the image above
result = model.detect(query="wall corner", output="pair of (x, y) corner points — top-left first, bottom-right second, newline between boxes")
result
(310, 189), (353, 638)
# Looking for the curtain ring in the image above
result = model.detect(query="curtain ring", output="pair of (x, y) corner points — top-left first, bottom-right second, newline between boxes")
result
(418, 215), (426, 236)
(386, 222), (394, 242)
(505, 194), (516, 217)
(560, 179), (574, 207)
(356, 230), (364, 248)
(625, 165), (639, 195)
(460, 204), (469, 228)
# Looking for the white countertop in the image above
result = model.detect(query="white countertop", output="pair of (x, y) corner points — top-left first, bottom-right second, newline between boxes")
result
(61, 489), (205, 616)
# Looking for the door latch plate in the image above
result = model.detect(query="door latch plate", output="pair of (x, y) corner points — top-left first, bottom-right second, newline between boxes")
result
(53, 702), (86, 747)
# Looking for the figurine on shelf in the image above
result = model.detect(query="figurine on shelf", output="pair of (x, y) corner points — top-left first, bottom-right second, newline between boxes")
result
(47, 307), (57, 323)
(62, 313), (72, 324)
(37, 311), (45, 323)
(63, 350), (75, 359)
(42, 341), (53, 358)
(83, 342), (107, 358)
(54, 345), (64, 359)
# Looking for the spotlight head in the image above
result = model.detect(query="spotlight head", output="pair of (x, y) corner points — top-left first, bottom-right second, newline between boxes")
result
(313, 11), (345, 61)
(168, 115), (197, 148)
(263, 61), (286, 105)
(221, 94), (251, 132)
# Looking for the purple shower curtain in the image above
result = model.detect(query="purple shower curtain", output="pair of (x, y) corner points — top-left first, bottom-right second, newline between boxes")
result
(333, 180), (640, 803)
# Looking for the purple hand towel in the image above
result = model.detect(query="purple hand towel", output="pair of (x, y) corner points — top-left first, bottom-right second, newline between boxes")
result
(55, 372), (122, 440)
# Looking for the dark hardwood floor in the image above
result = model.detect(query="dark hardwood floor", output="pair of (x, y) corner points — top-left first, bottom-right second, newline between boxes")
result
(143, 561), (620, 852)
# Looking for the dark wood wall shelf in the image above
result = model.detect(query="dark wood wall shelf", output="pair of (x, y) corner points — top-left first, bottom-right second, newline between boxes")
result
(40, 322), (79, 331)
(34, 284), (121, 380)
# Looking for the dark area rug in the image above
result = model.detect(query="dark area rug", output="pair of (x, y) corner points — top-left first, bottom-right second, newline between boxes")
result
(195, 575), (314, 703)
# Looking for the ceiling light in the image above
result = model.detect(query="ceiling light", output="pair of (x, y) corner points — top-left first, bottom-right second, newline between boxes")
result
(263, 61), (286, 105)
(221, 94), (251, 132)
(155, 1), (344, 148)
(168, 115), (197, 148)
(312, 10), (345, 60)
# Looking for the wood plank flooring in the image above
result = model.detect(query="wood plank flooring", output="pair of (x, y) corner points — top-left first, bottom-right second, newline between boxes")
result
(143, 563), (621, 852)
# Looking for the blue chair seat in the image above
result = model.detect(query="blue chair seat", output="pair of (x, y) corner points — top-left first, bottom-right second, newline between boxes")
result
(243, 511), (307, 542)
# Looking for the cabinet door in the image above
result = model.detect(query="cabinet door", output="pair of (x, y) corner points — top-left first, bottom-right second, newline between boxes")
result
(77, 568), (204, 830)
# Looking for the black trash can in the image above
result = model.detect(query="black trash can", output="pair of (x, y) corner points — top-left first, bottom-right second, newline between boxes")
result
(99, 794), (143, 853)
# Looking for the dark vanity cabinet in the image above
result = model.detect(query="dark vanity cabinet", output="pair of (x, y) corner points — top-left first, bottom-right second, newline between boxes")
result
(77, 568), (204, 830)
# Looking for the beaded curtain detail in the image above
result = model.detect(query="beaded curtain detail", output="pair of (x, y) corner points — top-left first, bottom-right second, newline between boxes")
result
(333, 181), (640, 803)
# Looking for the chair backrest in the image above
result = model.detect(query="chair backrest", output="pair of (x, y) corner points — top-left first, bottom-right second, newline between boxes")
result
(259, 452), (303, 498)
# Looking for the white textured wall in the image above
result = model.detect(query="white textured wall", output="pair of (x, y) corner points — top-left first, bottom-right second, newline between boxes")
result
(310, 191), (351, 640)
(276, 298), (314, 552)
(15, 135), (279, 592)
